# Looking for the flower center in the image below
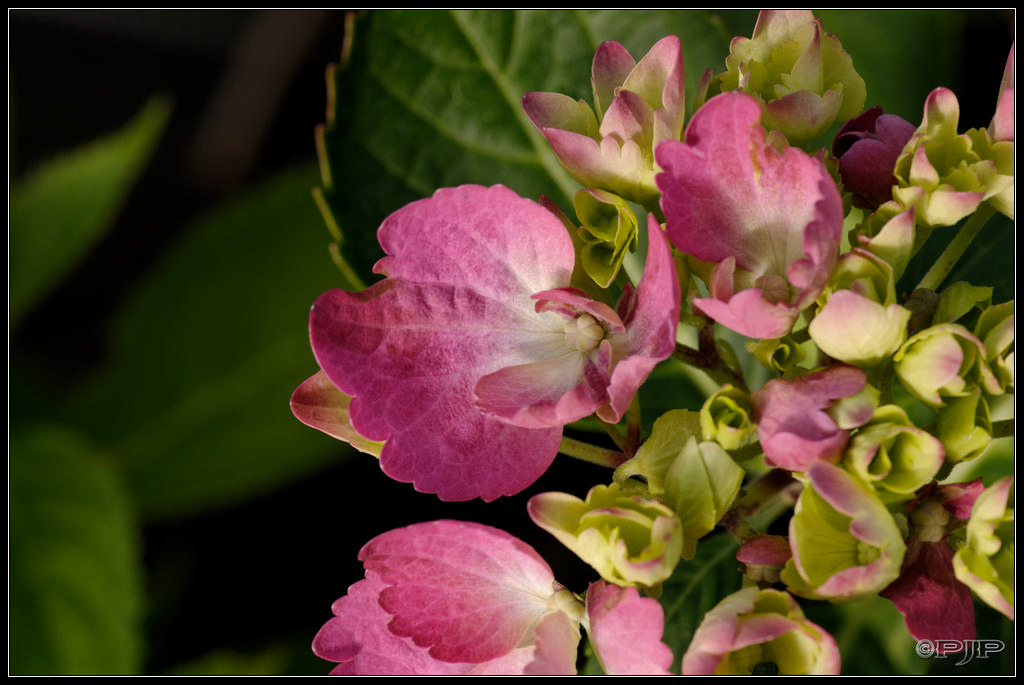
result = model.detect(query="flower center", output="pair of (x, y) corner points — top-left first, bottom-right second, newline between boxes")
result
(910, 499), (950, 543)
(564, 313), (605, 353)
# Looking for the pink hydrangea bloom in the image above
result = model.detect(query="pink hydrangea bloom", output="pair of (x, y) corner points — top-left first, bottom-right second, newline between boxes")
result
(312, 520), (673, 675)
(300, 184), (679, 501)
(656, 91), (844, 339)
(749, 365), (875, 471)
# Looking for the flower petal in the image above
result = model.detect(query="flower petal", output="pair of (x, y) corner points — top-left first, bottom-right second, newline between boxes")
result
(361, 520), (561, 665)
(656, 91), (842, 338)
(585, 581), (673, 675)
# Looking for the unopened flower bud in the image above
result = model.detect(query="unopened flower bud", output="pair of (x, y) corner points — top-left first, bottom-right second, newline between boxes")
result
(528, 483), (684, 592)
(833, 106), (916, 210)
(710, 10), (866, 146)
(952, 476), (1014, 620)
(615, 410), (746, 559)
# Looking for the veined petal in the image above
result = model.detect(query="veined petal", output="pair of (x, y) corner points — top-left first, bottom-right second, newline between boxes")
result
(313, 575), (474, 675)
(600, 215), (681, 423)
(309, 185), (576, 501)
(656, 91), (842, 338)
(585, 581), (673, 675)
(361, 520), (563, 665)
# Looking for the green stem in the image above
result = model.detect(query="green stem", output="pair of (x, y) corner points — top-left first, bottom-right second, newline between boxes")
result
(673, 326), (749, 392)
(992, 418), (1014, 439)
(720, 468), (801, 545)
(916, 203), (996, 292)
(558, 435), (628, 469)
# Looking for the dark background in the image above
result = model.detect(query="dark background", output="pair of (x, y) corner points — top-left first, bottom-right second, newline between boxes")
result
(9, 8), (1015, 675)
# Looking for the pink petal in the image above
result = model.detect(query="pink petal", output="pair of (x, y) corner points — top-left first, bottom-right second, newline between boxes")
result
(309, 185), (576, 501)
(599, 215), (682, 423)
(311, 281), (562, 501)
(591, 41), (637, 116)
(656, 91), (842, 337)
(312, 575), (472, 675)
(750, 365), (867, 471)
(373, 184), (574, 297)
(586, 581), (674, 675)
(599, 88), (654, 143)
(360, 520), (559, 665)
(474, 341), (613, 429)
(522, 611), (581, 675)
(991, 43), (1014, 142)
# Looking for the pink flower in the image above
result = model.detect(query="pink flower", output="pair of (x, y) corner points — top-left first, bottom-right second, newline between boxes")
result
(522, 35), (686, 207)
(299, 184), (679, 501)
(312, 520), (673, 675)
(656, 91), (844, 339)
(749, 365), (876, 472)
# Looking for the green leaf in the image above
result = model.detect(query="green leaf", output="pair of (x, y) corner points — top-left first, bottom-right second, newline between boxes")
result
(9, 424), (143, 675)
(9, 96), (171, 327)
(63, 165), (351, 520)
(657, 531), (743, 673)
(316, 9), (740, 286)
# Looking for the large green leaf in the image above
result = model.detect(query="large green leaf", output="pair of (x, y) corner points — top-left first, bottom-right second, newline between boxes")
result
(316, 9), (742, 286)
(9, 424), (143, 675)
(62, 165), (350, 520)
(9, 96), (171, 327)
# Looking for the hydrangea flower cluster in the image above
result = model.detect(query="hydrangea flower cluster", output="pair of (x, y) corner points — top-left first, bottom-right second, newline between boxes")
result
(292, 11), (1014, 675)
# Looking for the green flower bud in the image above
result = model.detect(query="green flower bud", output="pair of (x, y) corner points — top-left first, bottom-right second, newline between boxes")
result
(748, 336), (807, 374)
(852, 206), (916, 283)
(893, 322), (1000, 408)
(809, 245), (911, 368)
(572, 188), (639, 288)
(711, 10), (866, 146)
(700, 385), (758, 452)
(842, 405), (945, 500)
(810, 289), (911, 368)
(952, 476), (1014, 620)
(935, 387), (993, 463)
(682, 587), (840, 675)
(615, 410), (746, 559)
(974, 300), (1014, 393)
(528, 483), (684, 592)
